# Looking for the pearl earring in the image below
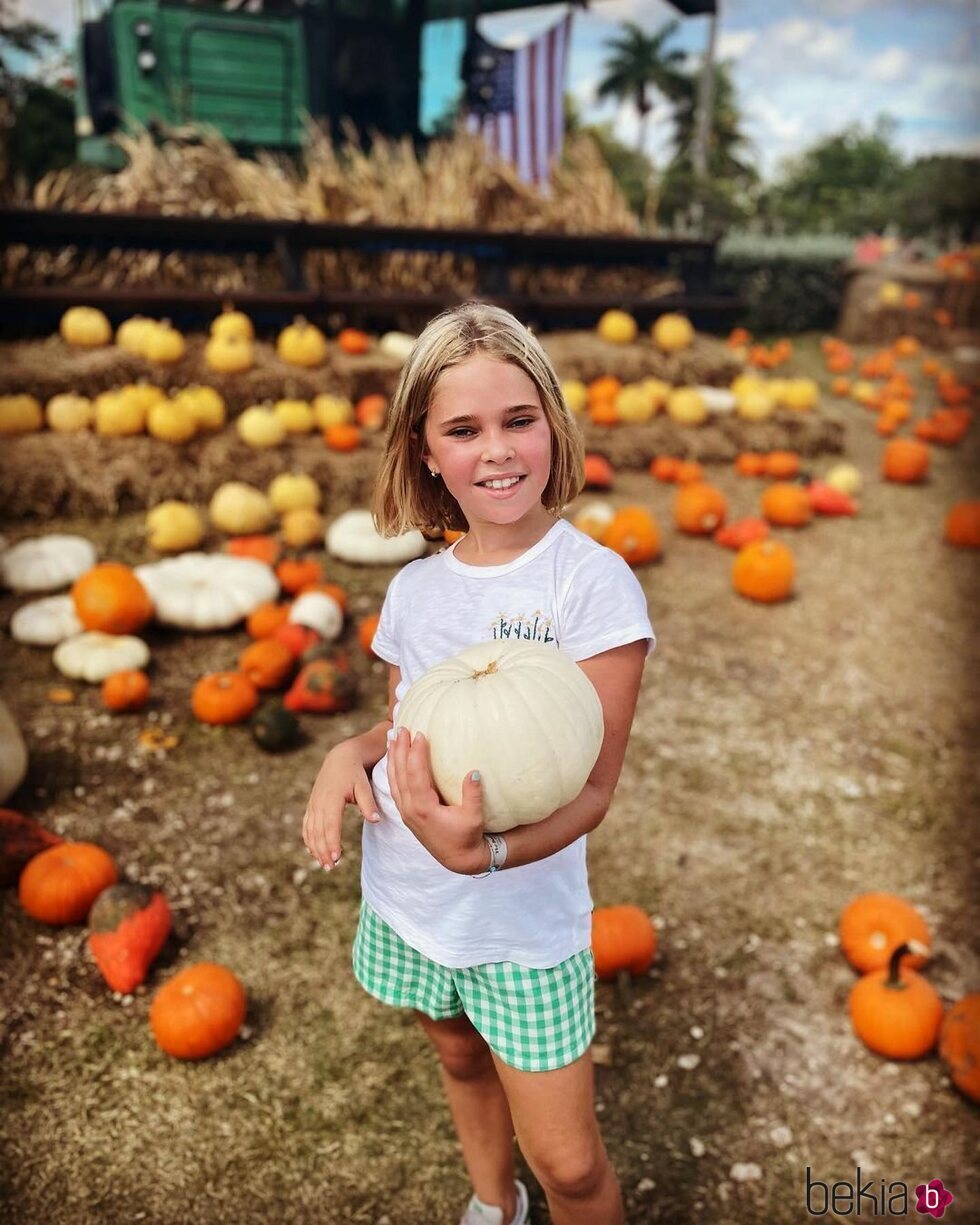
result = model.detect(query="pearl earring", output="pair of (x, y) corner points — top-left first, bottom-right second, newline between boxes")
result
(429, 468), (439, 477)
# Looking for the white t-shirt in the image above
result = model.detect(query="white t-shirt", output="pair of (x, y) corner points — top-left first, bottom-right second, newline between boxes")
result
(362, 516), (656, 968)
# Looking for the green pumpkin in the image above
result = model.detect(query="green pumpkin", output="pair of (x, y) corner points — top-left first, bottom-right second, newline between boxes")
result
(251, 701), (301, 752)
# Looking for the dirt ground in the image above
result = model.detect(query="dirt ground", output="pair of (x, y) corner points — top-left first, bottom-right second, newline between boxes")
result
(1, 335), (978, 1225)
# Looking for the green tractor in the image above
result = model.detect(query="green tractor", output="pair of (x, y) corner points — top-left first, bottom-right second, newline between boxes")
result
(75, 0), (714, 166)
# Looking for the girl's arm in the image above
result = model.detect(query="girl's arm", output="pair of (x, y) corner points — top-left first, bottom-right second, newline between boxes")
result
(389, 641), (647, 874)
(302, 666), (399, 868)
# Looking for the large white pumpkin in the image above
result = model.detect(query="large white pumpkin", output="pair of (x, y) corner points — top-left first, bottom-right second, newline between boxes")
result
(53, 632), (150, 682)
(135, 553), (278, 630)
(10, 594), (83, 646)
(1, 534), (97, 593)
(0, 695), (28, 803)
(394, 640), (604, 833)
(326, 510), (427, 565)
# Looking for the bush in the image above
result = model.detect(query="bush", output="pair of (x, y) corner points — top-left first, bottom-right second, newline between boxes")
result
(716, 233), (852, 336)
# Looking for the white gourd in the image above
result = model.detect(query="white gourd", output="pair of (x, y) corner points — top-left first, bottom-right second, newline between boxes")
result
(1, 534), (97, 593)
(326, 510), (427, 565)
(135, 553), (278, 629)
(288, 592), (343, 640)
(378, 331), (417, 364)
(695, 386), (738, 414)
(53, 632), (150, 682)
(0, 695), (28, 803)
(395, 640), (604, 833)
(10, 594), (83, 646)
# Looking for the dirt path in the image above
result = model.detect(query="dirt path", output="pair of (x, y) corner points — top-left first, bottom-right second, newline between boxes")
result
(1, 336), (978, 1225)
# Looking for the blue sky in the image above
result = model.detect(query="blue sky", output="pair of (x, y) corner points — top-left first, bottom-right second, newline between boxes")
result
(20, 0), (980, 181)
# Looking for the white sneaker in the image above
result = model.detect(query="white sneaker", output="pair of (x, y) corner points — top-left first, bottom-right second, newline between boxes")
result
(458, 1178), (530, 1225)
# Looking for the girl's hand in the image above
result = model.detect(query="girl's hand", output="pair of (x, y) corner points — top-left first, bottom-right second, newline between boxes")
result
(387, 728), (487, 875)
(302, 740), (382, 871)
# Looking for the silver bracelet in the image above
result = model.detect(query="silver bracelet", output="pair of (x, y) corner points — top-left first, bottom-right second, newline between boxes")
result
(471, 832), (507, 878)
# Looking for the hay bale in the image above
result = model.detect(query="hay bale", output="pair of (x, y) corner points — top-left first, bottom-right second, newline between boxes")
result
(542, 331), (742, 388)
(837, 261), (978, 347)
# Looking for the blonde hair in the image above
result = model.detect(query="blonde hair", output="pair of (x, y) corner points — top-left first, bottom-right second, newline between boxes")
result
(373, 302), (584, 535)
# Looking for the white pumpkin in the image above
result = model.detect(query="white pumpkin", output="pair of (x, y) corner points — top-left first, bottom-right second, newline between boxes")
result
(1, 534), (98, 593)
(10, 594), (83, 646)
(695, 386), (737, 414)
(395, 640), (604, 833)
(326, 510), (427, 565)
(135, 553), (278, 630)
(53, 632), (150, 682)
(378, 331), (417, 364)
(0, 695), (28, 803)
(288, 592), (343, 641)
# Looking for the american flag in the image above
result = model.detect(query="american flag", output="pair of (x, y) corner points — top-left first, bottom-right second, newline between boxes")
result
(464, 11), (573, 188)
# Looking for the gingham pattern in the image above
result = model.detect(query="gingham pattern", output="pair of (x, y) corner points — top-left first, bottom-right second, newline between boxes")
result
(353, 900), (595, 1072)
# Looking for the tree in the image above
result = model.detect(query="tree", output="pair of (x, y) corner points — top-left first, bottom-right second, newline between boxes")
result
(891, 155), (980, 243)
(757, 117), (906, 235)
(0, 0), (73, 187)
(596, 20), (686, 155)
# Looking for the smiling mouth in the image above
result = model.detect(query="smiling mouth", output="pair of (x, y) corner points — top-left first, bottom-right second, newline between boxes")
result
(475, 475), (526, 489)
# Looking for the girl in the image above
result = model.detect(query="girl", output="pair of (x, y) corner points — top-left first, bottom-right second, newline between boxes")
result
(302, 302), (654, 1225)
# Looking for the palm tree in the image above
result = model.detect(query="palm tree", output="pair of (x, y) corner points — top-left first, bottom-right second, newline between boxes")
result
(596, 20), (687, 156)
(666, 60), (756, 184)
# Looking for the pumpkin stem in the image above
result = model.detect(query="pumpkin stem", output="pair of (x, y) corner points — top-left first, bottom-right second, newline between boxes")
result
(885, 939), (928, 988)
(472, 659), (499, 680)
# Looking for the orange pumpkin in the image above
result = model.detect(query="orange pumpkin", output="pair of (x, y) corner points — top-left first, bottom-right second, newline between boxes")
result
(191, 672), (259, 725)
(882, 438), (929, 483)
(583, 453), (615, 489)
(355, 394), (387, 432)
(827, 351), (854, 374)
(674, 483), (727, 535)
(848, 942), (943, 1060)
(587, 375), (621, 405)
(358, 612), (381, 657)
(245, 601), (292, 640)
(272, 622), (321, 659)
(875, 416), (899, 438)
(72, 563), (153, 636)
(101, 669), (150, 713)
(838, 892), (930, 973)
(734, 452), (767, 477)
(18, 841), (119, 925)
(588, 398), (619, 426)
(939, 993), (980, 1102)
(601, 506), (661, 566)
(893, 335), (920, 358)
(732, 539), (795, 603)
(284, 655), (356, 713)
(761, 483), (812, 528)
(591, 905), (657, 980)
(238, 639), (295, 690)
(714, 517), (770, 551)
(276, 558), (324, 594)
(150, 962), (246, 1060)
(830, 377), (852, 397)
(673, 460), (704, 486)
(324, 423), (362, 452)
(945, 501), (980, 548)
(337, 327), (370, 355)
(649, 456), (681, 482)
(764, 450), (801, 480)
(226, 535), (281, 566)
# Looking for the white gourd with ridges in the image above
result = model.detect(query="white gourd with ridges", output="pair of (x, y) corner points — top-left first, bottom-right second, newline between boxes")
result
(394, 640), (603, 833)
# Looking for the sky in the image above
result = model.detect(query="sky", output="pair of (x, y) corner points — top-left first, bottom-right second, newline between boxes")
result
(17, 0), (980, 182)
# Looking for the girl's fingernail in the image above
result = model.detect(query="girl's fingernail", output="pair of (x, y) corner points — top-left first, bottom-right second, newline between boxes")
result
(332, 852), (342, 864)
(371, 812), (381, 822)
(413, 731), (424, 744)
(470, 770), (481, 782)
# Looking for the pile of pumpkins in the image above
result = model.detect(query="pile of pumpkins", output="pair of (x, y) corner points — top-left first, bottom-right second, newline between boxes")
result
(3, 812), (246, 1061)
(839, 892), (978, 1104)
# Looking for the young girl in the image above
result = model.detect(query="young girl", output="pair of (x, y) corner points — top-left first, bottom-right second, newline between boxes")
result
(302, 302), (654, 1225)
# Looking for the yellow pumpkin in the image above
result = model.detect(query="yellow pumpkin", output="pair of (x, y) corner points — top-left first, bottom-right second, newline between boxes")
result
(204, 333), (254, 374)
(172, 386), (226, 432)
(561, 379), (588, 415)
(281, 507), (325, 549)
(277, 317), (327, 368)
(268, 472), (321, 514)
(782, 378), (820, 412)
(146, 501), (205, 553)
(46, 393), (94, 433)
(273, 399), (315, 434)
(652, 313), (694, 353)
(878, 281), (903, 307)
(95, 390), (146, 437)
(572, 501), (615, 542)
(115, 315), (155, 355)
(210, 304), (254, 342)
(147, 399), (197, 444)
(824, 463), (863, 496)
(597, 309), (638, 345)
(666, 387), (707, 425)
(142, 323), (186, 364)
(736, 387), (776, 422)
(312, 393), (354, 430)
(640, 377), (671, 411)
(60, 306), (112, 348)
(615, 383), (656, 424)
(208, 482), (274, 535)
(0, 394), (44, 435)
(237, 406), (286, 449)
(123, 383), (167, 413)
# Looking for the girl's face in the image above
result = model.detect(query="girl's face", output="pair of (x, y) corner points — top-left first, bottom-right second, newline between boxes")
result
(422, 353), (553, 530)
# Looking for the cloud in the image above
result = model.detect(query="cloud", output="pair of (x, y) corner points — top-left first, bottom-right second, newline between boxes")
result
(863, 46), (912, 82)
(717, 30), (759, 61)
(770, 18), (854, 59)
